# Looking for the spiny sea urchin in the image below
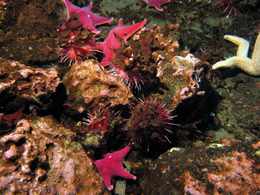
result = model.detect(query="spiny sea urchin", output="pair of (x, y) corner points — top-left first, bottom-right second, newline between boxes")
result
(80, 107), (125, 148)
(215, 0), (243, 16)
(125, 97), (177, 151)
(110, 29), (158, 94)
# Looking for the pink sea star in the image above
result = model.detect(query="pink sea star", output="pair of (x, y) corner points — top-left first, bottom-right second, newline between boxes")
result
(97, 18), (147, 67)
(142, 0), (170, 11)
(93, 143), (136, 190)
(62, 0), (113, 33)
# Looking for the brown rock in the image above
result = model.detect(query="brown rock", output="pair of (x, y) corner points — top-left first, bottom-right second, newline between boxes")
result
(0, 59), (60, 109)
(0, 117), (107, 194)
(63, 59), (133, 112)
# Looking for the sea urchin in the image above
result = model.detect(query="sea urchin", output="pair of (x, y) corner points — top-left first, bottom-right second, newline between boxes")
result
(125, 97), (176, 151)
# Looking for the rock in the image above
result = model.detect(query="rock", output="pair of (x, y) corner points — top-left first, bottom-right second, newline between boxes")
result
(63, 59), (133, 112)
(136, 138), (260, 194)
(0, 58), (60, 110)
(0, 117), (107, 194)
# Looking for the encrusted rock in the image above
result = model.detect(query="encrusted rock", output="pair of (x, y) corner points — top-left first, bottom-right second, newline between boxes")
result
(0, 58), (60, 109)
(153, 49), (204, 110)
(138, 138), (260, 194)
(63, 59), (133, 112)
(0, 117), (106, 194)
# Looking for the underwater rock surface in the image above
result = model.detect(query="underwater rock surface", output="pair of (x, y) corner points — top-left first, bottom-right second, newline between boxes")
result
(62, 59), (133, 111)
(0, 117), (106, 194)
(0, 58), (60, 110)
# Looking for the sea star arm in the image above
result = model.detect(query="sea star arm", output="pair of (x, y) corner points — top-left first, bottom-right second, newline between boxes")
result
(252, 33), (260, 67)
(62, 0), (113, 34)
(143, 0), (170, 11)
(224, 35), (249, 57)
(63, 0), (80, 18)
(212, 56), (254, 74)
(115, 19), (147, 43)
(81, 2), (113, 26)
(112, 143), (134, 161)
(212, 33), (260, 76)
(99, 19), (147, 66)
(115, 163), (137, 180)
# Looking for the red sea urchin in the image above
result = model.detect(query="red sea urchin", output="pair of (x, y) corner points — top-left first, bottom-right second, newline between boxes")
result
(111, 29), (158, 93)
(215, 0), (242, 16)
(125, 97), (176, 151)
(80, 108), (123, 148)
(82, 109), (111, 134)
(56, 12), (97, 66)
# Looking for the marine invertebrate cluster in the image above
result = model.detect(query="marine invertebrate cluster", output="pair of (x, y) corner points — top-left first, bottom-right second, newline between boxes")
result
(57, 0), (148, 76)
(56, 12), (97, 65)
(58, 0), (205, 103)
(97, 18), (147, 67)
(57, 0), (207, 188)
(56, 0), (113, 65)
(80, 107), (123, 148)
(0, 0), (205, 191)
(59, 10), (205, 154)
(2, 0), (260, 193)
(110, 28), (158, 92)
(108, 24), (203, 98)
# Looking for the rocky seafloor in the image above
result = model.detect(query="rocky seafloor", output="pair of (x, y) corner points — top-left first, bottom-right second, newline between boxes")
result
(0, 0), (260, 194)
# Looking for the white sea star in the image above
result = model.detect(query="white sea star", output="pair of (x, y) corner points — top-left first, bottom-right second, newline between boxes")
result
(212, 33), (260, 76)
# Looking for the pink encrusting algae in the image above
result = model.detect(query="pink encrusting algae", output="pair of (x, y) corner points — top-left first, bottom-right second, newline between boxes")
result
(207, 150), (260, 194)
